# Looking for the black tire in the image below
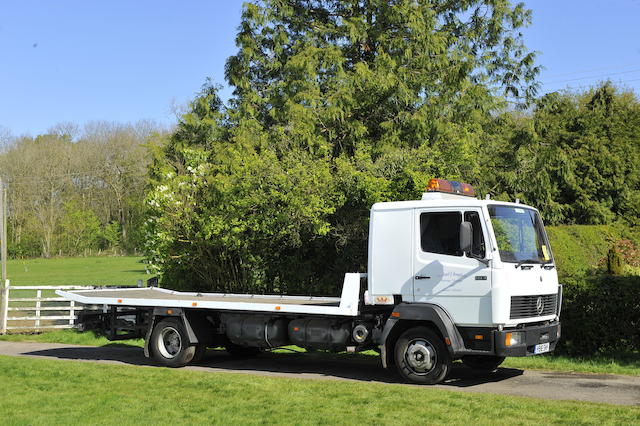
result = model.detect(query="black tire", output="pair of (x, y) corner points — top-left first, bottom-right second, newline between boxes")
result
(462, 355), (505, 372)
(394, 326), (451, 385)
(149, 317), (196, 367)
(190, 344), (208, 364)
(225, 342), (262, 357)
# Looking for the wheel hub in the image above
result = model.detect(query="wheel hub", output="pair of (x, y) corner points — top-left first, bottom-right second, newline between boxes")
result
(405, 339), (436, 375)
(158, 327), (182, 359)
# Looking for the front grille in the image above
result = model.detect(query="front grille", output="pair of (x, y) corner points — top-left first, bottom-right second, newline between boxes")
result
(510, 294), (558, 319)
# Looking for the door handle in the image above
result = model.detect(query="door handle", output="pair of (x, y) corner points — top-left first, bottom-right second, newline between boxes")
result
(415, 275), (431, 280)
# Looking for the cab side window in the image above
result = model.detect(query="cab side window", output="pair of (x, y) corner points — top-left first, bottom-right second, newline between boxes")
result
(464, 211), (486, 258)
(420, 212), (462, 256)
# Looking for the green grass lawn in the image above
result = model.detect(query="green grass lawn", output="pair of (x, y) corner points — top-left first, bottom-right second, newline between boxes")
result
(503, 352), (640, 376)
(2, 329), (638, 376)
(6, 256), (151, 287)
(0, 355), (637, 425)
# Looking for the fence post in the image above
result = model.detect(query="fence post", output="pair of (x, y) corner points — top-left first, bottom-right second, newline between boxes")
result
(69, 300), (75, 326)
(0, 280), (9, 334)
(35, 289), (42, 330)
(0, 180), (6, 283)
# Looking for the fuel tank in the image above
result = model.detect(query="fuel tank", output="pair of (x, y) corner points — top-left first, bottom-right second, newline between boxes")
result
(288, 318), (351, 351)
(223, 315), (289, 348)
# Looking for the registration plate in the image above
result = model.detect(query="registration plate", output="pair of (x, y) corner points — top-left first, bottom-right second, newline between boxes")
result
(534, 343), (550, 354)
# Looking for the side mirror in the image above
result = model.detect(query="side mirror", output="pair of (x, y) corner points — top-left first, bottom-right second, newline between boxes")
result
(459, 221), (472, 253)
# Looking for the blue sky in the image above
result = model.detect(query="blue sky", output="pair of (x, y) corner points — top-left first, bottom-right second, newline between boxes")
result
(1, 0), (640, 136)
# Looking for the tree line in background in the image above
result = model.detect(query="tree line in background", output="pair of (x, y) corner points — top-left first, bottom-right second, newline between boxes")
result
(0, 121), (166, 258)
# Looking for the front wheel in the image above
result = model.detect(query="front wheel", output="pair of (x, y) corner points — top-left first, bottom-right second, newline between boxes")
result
(394, 326), (451, 385)
(462, 355), (505, 372)
(149, 318), (196, 367)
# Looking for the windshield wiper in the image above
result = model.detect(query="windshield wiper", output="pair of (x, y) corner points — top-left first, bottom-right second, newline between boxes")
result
(514, 259), (539, 269)
(541, 260), (555, 269)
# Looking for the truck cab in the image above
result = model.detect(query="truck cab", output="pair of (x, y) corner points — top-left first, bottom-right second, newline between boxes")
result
(366, 179), (561, 382)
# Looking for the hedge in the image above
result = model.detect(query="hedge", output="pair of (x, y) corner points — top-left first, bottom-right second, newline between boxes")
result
(558, 275), (640, 355)
(546, 224), (623, 278)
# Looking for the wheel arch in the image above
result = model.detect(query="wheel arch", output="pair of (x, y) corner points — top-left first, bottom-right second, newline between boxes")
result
(143, 307), (202, 358)
(377, 303), (464, 368)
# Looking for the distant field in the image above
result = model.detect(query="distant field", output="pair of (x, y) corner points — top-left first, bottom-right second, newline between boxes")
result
(6, 256), (151, 287)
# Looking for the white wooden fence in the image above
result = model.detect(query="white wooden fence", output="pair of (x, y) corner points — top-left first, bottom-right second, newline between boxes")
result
(0, 280), (103, 334)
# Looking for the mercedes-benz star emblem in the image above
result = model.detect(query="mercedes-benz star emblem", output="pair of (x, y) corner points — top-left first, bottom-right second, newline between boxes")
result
(536, 296), (544, 315)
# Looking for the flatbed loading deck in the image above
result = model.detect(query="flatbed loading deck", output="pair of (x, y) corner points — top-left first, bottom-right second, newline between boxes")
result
(56, 273), (364, 317)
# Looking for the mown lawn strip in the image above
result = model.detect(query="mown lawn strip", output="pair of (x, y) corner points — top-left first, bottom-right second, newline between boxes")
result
(0, 355), (638, 425)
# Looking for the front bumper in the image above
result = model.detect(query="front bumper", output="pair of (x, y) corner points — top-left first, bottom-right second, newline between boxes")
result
(494, 321), (560, 357)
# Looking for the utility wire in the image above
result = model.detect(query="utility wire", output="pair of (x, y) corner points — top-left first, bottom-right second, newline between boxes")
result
(542, 68), (640, 85)
(543, 63), (640, 78)
(541, 77), (640, 93)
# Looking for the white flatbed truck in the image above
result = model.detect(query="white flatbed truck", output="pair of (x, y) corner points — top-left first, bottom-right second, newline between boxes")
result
(58, 179), (562, 384)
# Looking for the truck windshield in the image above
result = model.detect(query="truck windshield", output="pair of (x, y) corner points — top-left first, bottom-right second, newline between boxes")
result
(488, 205), (553, 264)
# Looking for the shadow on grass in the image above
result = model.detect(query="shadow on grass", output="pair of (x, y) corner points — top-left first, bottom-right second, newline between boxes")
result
(24, 346), (155, 366)
(22, 344), (523, 387)
(100, 342), (145, 349)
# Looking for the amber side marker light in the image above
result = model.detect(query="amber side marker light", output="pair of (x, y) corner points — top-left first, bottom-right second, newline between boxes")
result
(504, 332), (523, 346)
(391, 312), (400, 318)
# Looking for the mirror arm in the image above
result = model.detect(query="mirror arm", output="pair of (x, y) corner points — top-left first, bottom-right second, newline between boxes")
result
(468, 252), (490, 266)
(476, 257), (490, 266)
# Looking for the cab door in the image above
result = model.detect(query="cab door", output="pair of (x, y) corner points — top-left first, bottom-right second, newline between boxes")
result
(412, 208), (493, 326)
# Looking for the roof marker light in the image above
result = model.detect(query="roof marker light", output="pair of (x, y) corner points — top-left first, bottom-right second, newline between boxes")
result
(426, 179), (475, 197)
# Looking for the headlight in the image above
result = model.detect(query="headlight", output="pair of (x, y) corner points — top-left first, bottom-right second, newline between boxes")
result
(505, 331), (524, 346)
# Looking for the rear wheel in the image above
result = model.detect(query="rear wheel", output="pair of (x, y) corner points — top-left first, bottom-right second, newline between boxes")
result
(394, 326), (451, 385)
(462, 355), (505, 372)
(149, 318), (196, 367)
